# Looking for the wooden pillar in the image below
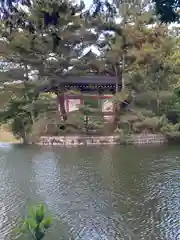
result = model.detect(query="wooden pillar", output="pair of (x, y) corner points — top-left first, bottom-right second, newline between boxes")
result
(56, 94), (60, 112)
(65, 94), (69, 113)
(80, 92), (84, 105)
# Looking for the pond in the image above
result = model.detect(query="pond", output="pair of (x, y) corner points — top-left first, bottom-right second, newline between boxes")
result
(0, 143), (180, 239)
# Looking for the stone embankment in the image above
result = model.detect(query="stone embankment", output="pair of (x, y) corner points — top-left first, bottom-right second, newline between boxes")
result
(37, 134), (166, 146)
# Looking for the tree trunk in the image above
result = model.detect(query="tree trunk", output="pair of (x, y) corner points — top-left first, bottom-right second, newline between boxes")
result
(23, 62), (36, 126)
(22, 131), (28, 144)
(113, 65), (122, 132)
(85, 115), (88, 134)
(57, 93), (67, 121)
(113, 102), (120, 130)
(156, 89), (160, 115)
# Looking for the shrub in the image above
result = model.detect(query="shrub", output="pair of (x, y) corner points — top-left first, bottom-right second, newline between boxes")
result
(132, 116), (167, 133)
(160, 123), (180, 133)
(20, 204), (52, 240)
(115, 128), (133, 145)
(164, 131), (180, 143)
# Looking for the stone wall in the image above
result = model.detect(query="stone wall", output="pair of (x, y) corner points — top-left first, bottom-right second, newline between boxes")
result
(37, 134), (166, 146)
(132, 134), (166, 144)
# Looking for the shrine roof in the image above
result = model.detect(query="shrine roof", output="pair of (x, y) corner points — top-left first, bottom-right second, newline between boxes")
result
(60, 75), (118, 84)
(38, 75), (121, 93)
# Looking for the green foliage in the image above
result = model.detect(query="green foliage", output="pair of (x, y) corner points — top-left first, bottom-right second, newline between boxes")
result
(161, 123), (180, 133)
(0, 96), (33, 143)
(1, 0), (180, 138)
(0, 84), (56, 143)
(115, 128), (133, 145)
(164, 131), (180, 143)
(91, 4), (179, 131)
(132, 116), (167, 133)
(160, 122), (180, 143)
(152, 0), (180, 23)
(20, 204), (52, 240)
(112, 89), (130, 103)
(0, 0), (99, 125)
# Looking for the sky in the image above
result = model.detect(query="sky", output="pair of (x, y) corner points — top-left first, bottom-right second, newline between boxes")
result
(83, 0), (92, 8)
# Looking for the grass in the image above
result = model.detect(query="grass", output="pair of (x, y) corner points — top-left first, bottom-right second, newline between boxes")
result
(0, 126), (20, 143)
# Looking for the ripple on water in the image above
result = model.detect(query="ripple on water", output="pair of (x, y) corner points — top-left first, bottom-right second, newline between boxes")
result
(0, 177), (25, 239)
(0, 143), (13, 149)
(0, 145), (180, 239)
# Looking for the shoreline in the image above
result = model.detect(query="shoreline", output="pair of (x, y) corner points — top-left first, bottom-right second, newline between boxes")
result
(0, 129), (20, 143)
(0, 131), (167, 146)
(37, 134), (166, 146)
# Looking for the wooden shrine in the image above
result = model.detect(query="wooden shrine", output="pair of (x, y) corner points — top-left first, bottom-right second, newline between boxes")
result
(42, 75), (120, 122)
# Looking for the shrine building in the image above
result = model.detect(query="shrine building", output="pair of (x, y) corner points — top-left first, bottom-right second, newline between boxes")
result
(42, 75), (120, 120)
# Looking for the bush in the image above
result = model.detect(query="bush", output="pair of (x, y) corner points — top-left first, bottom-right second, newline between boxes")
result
(19, 204), (52, 240)
(115, 128), (133, 145)
(0, 99), (33, 144)
(166, 110), (180, 124)
(164, 131), (180, 143)
(132, 116), (167, 133)
(160, 123), (180, 133)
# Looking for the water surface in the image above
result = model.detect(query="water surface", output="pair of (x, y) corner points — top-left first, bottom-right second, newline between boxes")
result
(0, 143), (180, 239)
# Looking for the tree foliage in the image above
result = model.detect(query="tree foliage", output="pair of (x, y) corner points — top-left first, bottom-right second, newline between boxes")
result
(152, 0), (180, 23)
(0, 83), (56, 143)
(0, 0), (100, 140)
(1, 0), (180, 139)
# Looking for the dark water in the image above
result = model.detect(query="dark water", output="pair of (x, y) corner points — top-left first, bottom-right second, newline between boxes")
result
(0, 143), (180, 239)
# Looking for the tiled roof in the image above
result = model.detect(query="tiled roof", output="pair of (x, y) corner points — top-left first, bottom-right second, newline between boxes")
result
(58, 75), (118, 84)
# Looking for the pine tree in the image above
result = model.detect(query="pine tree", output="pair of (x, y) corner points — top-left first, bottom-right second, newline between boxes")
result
(0, 0), (98, 120)
(0, 0), (101, 139)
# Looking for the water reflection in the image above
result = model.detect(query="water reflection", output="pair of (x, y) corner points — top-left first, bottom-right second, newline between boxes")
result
(0, 144), (180, 239)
